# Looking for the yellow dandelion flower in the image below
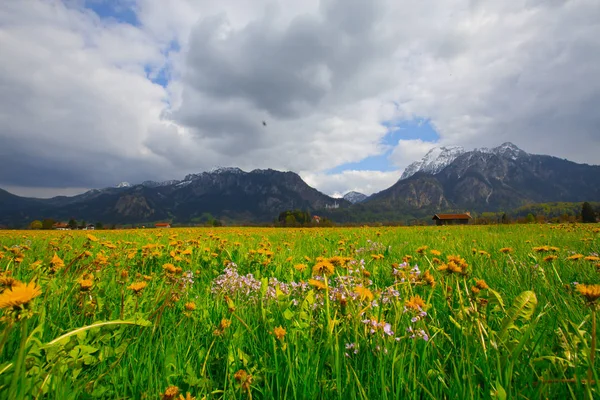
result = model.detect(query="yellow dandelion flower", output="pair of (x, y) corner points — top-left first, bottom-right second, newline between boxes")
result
(294, 264), (307, 272)
(475, 279), (489, 290)
(163, 263), (177, 273)
(162, 385), (180, 400)
(127, 281), (147, 294)
(499, 247), (513, 254)
(79, 279), (93, 291)
(87, 234), (99, 242)
(567, 254), (584, 261)
(312, 261), (335, 276)
(405, 295), (426, 311)
(273, 326), (286, 340)
(50, 253), (64, 271)
(430, 249), (441, 256)
(416, 246), (428, 254)
(543, 255), (558, 262)
(219, 318), (231, 330)
(0, 281), (42, 309)
(329, 256), (350, 268)
(178, 393), (196, 400)
(308, 279), (326, 290)
(471, 286), (481, 295)
(422, 270), (435, 287)
(354, 286), (374, 301)
(0, 275), (18, 289)
(185, 302), (196, 311)
(576, 284), (600, 305)
(584, 256), (600, 262)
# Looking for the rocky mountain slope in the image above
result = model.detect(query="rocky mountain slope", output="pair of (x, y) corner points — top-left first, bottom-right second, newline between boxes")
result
(342, 191), (368, 204)
(365, 142), (600, 214)
(0, 168), (348, 226)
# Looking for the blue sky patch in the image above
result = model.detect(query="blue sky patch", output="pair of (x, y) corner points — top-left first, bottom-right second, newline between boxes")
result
(381, 118), (440, 145)
(85, 0), (139, 26)
(326, 118), (439, 174)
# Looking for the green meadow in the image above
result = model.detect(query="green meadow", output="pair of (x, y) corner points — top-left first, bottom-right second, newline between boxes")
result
(0, 224), (598, 399)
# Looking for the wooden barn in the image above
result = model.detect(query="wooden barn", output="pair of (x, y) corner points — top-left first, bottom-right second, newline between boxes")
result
(155, 222), (171, 228)
(432, 213), (472, 226)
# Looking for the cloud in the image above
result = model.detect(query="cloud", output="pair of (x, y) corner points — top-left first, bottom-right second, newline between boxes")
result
(301, 170), (401, 197)
(0, 0), (599, 198)
(389, 139), (438, 171)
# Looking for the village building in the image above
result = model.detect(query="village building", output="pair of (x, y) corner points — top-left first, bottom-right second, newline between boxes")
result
(432, 212), (472, 226)
(52, 222), (69, 230)
(312, 215), (321, 224)
(155, 222), (171, 228)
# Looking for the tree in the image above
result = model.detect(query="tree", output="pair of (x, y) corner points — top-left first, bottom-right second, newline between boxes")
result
(29, 220), (42, 230)
(581, 202), (597, 223)
(95, 221), (103, 229)
(526, 213), (535, 224)
(42, 218), (56, 230)
(68, 218), (78, 230)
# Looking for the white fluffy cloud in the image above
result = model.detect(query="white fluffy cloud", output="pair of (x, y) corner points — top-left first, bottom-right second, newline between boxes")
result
(302, 170), (401, 197)
(1, 0), (599, 197)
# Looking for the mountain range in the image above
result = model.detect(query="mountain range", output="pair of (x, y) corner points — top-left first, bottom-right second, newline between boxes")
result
(1, 143), (599, 226)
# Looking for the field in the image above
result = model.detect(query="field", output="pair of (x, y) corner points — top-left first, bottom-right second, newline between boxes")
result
(0, 224), (599, 399)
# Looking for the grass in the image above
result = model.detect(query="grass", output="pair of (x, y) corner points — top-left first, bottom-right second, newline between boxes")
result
(0, 223), (598, 399)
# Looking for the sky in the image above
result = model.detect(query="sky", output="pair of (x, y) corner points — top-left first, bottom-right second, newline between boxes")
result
(1, 0), (599, 198)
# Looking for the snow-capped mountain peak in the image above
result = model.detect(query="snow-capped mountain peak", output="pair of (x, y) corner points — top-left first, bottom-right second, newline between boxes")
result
(343, 191), (367, 204)
(400, 146), (465, 180)
(400, 142), (528, 180)
(116, 182), (131, 188)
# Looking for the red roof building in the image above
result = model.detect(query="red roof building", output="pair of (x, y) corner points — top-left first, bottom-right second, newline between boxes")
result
(155, 222), (171, 228)
(432, 213), (472, 225)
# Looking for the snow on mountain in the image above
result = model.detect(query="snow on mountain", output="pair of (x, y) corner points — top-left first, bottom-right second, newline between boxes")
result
(400, 146), (465, 180)
(343, 191), (367, 204)
(141, 180), (181, 187)
(116, 182), (131, 188)
(400, 142), (528, 180)
(209, 167), (246, 174)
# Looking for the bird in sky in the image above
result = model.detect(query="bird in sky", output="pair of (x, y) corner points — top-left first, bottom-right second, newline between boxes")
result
(262, 121), (267, 126)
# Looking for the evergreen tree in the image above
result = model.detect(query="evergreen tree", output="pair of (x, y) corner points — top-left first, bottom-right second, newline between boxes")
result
(581, 202), (597, 223)
(68, 218), (78, 230)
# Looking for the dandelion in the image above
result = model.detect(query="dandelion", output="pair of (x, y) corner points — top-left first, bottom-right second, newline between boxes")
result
(79, 279), (93, 291)
(405, 295), (426, 311)
(162, 385), (179, 400)
(354, 286), (374, 301)
(213, 318), (232, 336)
(50, 253), (64, 271)
(0, 281), (42, 310)
(430, 249), (441, 256)
(329, 256), (350, 268)
(0, 275), (18, 289)
(308, 279), (326, 290)
(178, 393), (196, 400)
(475, 279), (489, 290)
(576, 284), (600, 306)
(312, 261), (334, 276)
(184, 302), (196, 311)
(127, 281), (147, 294)
(234, 369), (253, 392)
(422, 270), (435, 287)
(543, 255), (558, 262)
(584, 256), (600, 262)
(294, 264), (307, 272)
(416, 246), (428, 254)
(273, 326), (286, 340)
(567, 254), (584, 261)
(499, 247), (513, 254)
